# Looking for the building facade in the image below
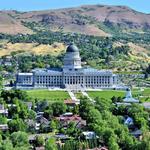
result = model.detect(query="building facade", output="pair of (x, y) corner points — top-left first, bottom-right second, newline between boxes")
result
(16, 44), (118, 90)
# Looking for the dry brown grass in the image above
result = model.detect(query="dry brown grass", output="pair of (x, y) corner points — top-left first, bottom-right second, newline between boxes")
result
(63, 24), (110, 37)
(0, 12), (32, 34)
(128, 42), (150, 62)
(0, 42), (66, 56)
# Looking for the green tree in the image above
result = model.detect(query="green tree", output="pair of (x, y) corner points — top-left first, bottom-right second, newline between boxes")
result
(45, 138), (57, 150)
(8, 118), (27, 133)
(10, 131), (29, 148)
(108, 135), (120, 150)
(0, 75), (3, 90)
(50, 120), (57, 132)
(52, 102), (67, 116)
(0, 115), (7, 124)
(141, 132), (150, 150)
(0, 138), (14, 150)
(34, 136), (45, 147)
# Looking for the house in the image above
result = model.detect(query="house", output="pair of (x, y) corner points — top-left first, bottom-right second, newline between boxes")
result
(0, 124), (9, 131)
(131, 129), (142, 139)
(28, 134), (52, 143)
(35, 147), (45, 150)
(82, 131), (96, 140)
(56, 113), (86, 128)
(7, 104), (16, 107)
(36, 112), (44, 118)
(55, 134), (70, 140)
(87, 147), (108, 150)
(2, 56), (12, 66)
(0, 104), (8, 116)
(124, 116), (134, 126)
(64, 99), (79, 107)
(36, 116), (49, 125)
(36, 116), (50, 131)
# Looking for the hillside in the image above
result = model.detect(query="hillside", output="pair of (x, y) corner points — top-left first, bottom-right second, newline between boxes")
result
(0, 5), (150, 35)
(0, 11), (32, 34)
(0, 41), (65, 56)
(0, 5), (150, 72)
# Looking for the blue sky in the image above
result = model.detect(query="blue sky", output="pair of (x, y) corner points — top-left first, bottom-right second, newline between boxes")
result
(0, 0), (149, 14)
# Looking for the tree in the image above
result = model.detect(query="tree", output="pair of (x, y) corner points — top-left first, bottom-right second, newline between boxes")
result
(140, 132), (150, 150)
(0, 115), (7, 124)
(50, 120), (57, 132)
(10, 131), (29, 148)
(79, 97), (93, 119)
(72, 105), (79, 115)
(52, 102), (67, 117)
(8, 118), (27, 133)
(45, 138), (57, 150)
(0, 75), (3, 90)
(0, 138), (14, 150)
(28, 110), (36, 120)
(43, 105), (53, 119)
(95, 97), (112, 112)
(108, 135), (120, 150)
(34, 136), (45, 147)
(66, 122), (80, 138)
(86, 108), (102, 124)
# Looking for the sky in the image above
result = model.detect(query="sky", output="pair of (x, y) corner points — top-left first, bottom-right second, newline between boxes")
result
(0, 0), (149, 14)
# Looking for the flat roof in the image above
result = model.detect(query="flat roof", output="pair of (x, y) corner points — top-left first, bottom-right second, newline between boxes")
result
(18, 73), (33, 75)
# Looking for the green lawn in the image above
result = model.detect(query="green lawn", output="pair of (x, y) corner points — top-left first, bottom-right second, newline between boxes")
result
(25, 88), (150, 102)
(26, 90), (70, 102)
(87, 90), (125, 100)
(139, 88), (150, 102)
(142, 88), (150, 96)
(88, 88), (150, 102)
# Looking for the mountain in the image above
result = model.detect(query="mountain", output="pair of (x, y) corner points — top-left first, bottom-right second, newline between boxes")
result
(0, 5), (150, 72)
(0, 5), (150, 35)
(0, 11), (32, 34)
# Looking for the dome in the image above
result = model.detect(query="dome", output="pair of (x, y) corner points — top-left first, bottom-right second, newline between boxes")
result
(66, 43), (79, 52)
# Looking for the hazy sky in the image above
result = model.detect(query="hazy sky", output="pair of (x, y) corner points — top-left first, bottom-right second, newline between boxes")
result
(0, 0), (149, 14)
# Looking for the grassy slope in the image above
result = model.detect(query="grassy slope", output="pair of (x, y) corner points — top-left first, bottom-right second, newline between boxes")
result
(0, 42), (65, 56)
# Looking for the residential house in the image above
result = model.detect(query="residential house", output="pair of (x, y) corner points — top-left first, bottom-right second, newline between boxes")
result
(0, 124), (8, 131)
(56, 113), (86, 129)
(82, 131), (96, 140)
(0, 104), (8, 116)
(64, 99), (79, 107)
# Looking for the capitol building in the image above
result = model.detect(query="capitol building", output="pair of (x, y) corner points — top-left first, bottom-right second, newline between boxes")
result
(16, 43), (119, 90)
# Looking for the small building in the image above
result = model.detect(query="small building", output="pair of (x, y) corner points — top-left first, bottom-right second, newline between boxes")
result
(82, 131), (96, 140)
(55, 134), (70, 141)
(0, 104), (8, 116)
(35, 147), (45, 150)
(131, 129), (142, 139)
(123, 88), (139, 103)
(56, 113), (86, 128)
(87, 147), (108, 150)
(64, 99), (79, 107)
(124, 116), (134, 126)
(0, 124), (9, 131)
